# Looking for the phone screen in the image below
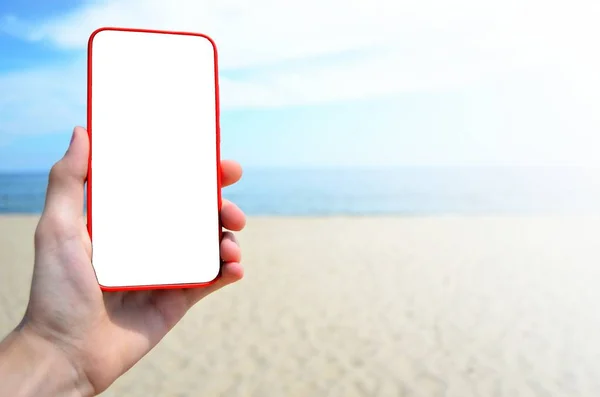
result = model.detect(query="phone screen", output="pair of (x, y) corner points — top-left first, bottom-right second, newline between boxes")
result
(88, 28), (221, 289)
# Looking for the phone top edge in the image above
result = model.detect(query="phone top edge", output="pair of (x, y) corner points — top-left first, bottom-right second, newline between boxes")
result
(88, 27), (218, 52)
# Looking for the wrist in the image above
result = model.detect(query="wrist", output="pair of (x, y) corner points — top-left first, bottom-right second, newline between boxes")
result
(0, 324), (95, 397)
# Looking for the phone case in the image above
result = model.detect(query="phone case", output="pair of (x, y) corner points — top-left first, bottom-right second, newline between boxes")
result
(86, 27), (222, 291)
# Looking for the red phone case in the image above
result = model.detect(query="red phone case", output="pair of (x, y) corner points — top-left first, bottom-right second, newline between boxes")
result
(86, 27), (223, 291)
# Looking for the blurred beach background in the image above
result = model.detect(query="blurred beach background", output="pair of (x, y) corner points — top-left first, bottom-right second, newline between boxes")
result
(3, 0), (600, 396)
(4, 168), (600, 397)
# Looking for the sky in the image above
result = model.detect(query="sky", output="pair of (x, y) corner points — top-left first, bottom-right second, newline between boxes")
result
(1, 0), (600, 171)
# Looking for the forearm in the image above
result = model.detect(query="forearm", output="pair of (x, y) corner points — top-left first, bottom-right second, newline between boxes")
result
(0, 326), (94, 397)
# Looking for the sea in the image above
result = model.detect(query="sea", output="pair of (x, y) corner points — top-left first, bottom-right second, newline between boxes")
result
(2, 167), (600, 215)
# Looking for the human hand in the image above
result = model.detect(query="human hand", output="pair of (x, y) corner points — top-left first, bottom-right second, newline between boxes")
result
(0, 126), (246, 396)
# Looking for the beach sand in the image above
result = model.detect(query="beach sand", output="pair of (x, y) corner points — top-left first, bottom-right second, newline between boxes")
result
(2, 215), (600, 396)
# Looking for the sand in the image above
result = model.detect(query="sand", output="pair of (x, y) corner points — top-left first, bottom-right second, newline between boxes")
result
(2, 215), (600, 396)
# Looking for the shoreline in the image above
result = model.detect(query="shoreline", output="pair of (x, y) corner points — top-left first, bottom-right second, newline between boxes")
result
(2, 212), (599, 219)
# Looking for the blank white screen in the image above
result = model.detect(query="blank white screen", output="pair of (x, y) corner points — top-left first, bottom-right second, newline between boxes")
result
(89, 29), (221, 288)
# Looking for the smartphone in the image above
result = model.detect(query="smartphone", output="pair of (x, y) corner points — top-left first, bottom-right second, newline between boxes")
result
(87, 27), (222, 291)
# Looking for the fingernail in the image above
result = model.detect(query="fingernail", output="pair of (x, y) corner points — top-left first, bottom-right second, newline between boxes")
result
(64, 129), (76, 157)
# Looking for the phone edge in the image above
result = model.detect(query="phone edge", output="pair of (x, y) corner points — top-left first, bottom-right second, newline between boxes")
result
(87, 27), (223, 292)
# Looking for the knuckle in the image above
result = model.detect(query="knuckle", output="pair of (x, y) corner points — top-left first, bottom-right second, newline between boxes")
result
(48, 161), (67, 185)
(35, 213), (75, 245)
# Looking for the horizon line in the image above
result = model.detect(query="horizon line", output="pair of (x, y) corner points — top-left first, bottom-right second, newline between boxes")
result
(1, 164), (599, 174)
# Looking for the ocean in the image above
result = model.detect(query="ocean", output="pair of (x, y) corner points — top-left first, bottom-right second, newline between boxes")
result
(2, 167), (600, 215)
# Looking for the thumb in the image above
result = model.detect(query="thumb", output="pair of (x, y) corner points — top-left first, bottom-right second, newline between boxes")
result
(42, 126), (89, 220)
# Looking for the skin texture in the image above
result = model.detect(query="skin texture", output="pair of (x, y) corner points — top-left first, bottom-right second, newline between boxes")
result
(0, 127), (247, 396)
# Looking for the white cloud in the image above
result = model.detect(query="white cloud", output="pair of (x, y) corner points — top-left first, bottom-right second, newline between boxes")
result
(7, 0), (599, 69)
(1, 0), (600, 143)
(4, 0), (486, 68)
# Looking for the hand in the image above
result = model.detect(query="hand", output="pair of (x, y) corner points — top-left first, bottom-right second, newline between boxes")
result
(2, 127), (246, 396)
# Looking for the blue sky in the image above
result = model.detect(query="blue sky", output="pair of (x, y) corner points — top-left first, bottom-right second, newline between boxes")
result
(1, 0), (600, 171)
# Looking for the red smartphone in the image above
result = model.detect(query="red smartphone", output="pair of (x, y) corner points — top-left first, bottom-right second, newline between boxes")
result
(87, 27), (222, 291)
